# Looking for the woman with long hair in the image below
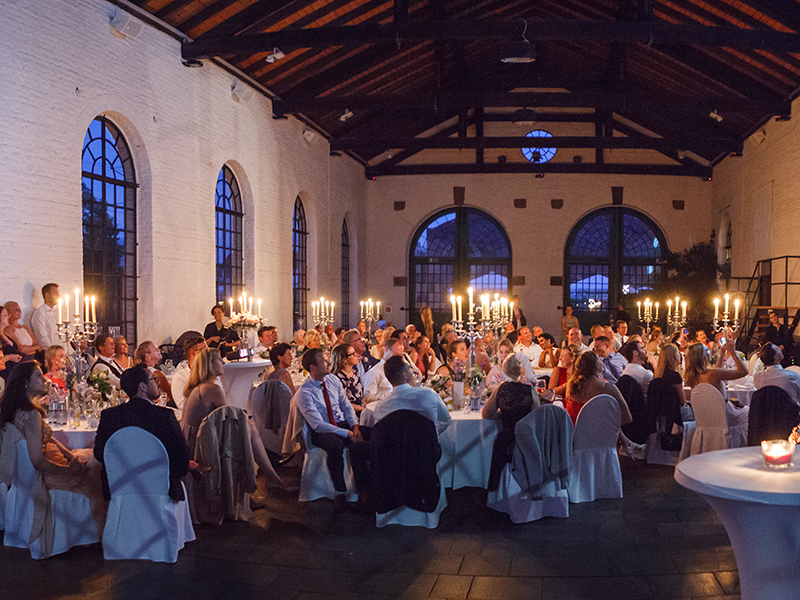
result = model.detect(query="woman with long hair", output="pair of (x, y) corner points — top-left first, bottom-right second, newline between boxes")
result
(331, 343), (364, 413)
(482, 353), (537, 491)
(566, 352), (632, 427)
(113, 335), (134, 371)
(0, 305), (22, 380)
(487, 338), (515, 387)
(654, 343), (687, 406)
(267, 342), (296, 395)
(436, 339), (469, 378)
(549, 343), (581, 397)
(43, 345), (68, 391)
(413, 334), (437, 382)
(0, 361), (105, 525)
(684, 335), (747, 393)
(181, 348), (287, 489)
(420, 305), (438, 347)
(645, 328), (663, 355)
(3, 301), (42, 361)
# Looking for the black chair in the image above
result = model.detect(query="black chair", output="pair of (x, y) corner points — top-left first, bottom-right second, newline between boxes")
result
(747, 385), (800, 446)
(647, 378), (684, 452)
(617, 375), (655, 445)
(167, 330), (203, 366)
(370, 410), (441, 514)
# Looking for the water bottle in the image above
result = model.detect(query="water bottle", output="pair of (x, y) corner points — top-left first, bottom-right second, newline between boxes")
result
(57, 396), (67, 426)
(48, 387), (58, 422)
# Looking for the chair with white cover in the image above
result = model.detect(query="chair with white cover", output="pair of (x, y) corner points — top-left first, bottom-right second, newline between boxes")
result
(299, 423), (358, 502)
(102, 427), (194, 563)
(249, 380), (293, 455)
(689, 383), (731, 455)
(748, 353), (760, 376)
(786, 365), (800, 376)
(2, 425), (99, 559)
(567, 395), (623, 503)
(488, 404), (573, 523)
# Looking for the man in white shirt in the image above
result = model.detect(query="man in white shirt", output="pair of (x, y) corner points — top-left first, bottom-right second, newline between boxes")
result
(254, 325), (277, 354)
(593, 336), (625, 383)
(514, 327), (542, 365)
(30, 282), (61, 350)
(604, 325), (622, 352)
(753, 343), (800, 405)
(295, 348), (361, 501)
(621, 340), (653, 398)
(614, 320), (629, 349)
(170, 336), (208, 413)
(361, 338), (404, 404)
(566, 326), (591, 352)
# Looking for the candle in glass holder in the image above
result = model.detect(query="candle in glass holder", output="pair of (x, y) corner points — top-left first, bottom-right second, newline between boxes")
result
(761, 439), (795, 469)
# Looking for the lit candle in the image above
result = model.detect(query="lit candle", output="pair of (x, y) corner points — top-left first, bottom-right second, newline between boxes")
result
(360, 301), (364, 319)
(457, 296), (462, 322)
(74, 289), (79, 317)
(84, 296), (89, 324)
(57, 298), (62, 324)
(451, 295), (457, 321)
(239, 296), (244, 313)
(242, 291), (247, 312)
(257, 298), (262, 318)
(468, 287), (474, 315)
(91, 296), (96, 323)
(312, 301), (317, 317)
(675, 296), (679, 311)
(713, 298), (719, 319)
(510, 301), (514, 319)
(734, 298), (740, 320)
(667, 299), (672, 315)
(229, 298), (234, 315)
(724, 293), (730, 315)
(64, 294), (69, 321)
(331, 302), (335, 320)
(376, 301), (380, 318)
(325, 301), (330, 318)
(655, 302), (659, 320)
(682, 301), (687, 318)
(762, 439), (795, 468)
(637, 301), (642, 320)
(249, 297), (253, 314)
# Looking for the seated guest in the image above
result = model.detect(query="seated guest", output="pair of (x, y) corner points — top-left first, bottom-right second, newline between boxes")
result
(304, 329), (322, 352)
(363, 338), (405, 404)
(435, 339), (469, 379)
(471, 335), (492, 374)
(565, 326), (590, 352)
(566, 352), (633, 429)
(614, 320), (629, 348)
(514, 326), (542, 366)
(357, 320), (368, 339)
(30, 283), (61, 351)
(93, 363), (189, 502)
(334, 327), (346, 347)
(342, 328), (379, 380)
(114, 335), (134, 371)
(405, 324), (419, 345)
(203, 304), (240, 355)
(181, 348), (286, 489)
(593, 336), (624, 383)
(502, 322), (518, 345)
(0, 351), (6, 394)
(531, 326), (544, 340)
(604, 325), (621, 352)
(295, 348), (361, 508)
(653, 343), (687, 406)
(537, 333), (558, 369)
(629, 325), (645, 338)
(620, 340), (654, 398)
(413, 334), (437, 382)
(3, 300), (42, 361)
(549, 343), (582, 398)
(255, 326), (278, 354)
(482, 353), (537, 491)
(323, 325), (336, 347)
(0, 362), (104, 526)
(43, 345), (68, 390)
(293, 329), (306, 356)
(369, 328), (385, 360)
(0, 305), (23, 380)
(332, 343), (364, 414)
(645, 328), (663, 355)
(134, 341), (172, 405)
(487, 339), (515, 386)
(92, 333), (124, 388)
(434, 326), (457, 364)
(267, 342), (296, 395)
(170, 336), (208, 414)
(483, 329), (497, 359)
(587, 324), (605, 350)
(684, 335), (747, 394)
(753, 343), (800, 405)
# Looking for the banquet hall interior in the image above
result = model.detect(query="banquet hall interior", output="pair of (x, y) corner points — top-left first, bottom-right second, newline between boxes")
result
(3, 0), (800, 598)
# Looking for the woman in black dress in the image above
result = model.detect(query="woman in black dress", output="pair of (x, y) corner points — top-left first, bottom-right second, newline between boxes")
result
(0, 305), (23, 381)
(482, 353), (537, 491)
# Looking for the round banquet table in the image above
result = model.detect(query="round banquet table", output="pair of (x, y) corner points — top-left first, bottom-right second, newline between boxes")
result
(221, 359), (271, 411)
(51, 422), (97, 450)
(438, 410), (499, 490)
(675, 447), (800, 600)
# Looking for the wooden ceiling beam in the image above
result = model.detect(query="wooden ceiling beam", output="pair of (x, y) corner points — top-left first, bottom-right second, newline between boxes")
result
(182, 20), (800, 59)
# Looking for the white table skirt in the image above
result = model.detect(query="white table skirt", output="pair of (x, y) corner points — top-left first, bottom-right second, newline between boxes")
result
(221, 359), (270, 411)
(725, 385), (756, 407)
(51, 422), (97, 450)
(675, 447), (800, 600)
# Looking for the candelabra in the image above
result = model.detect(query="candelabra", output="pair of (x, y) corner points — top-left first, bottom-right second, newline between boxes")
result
(665, 296), (688, 332)
(450, 289), (514, 369)
(712, 293), (740, 337)
(636, 298), (659, 335)
(57, 291), (98, 368)
(359, 298), (381, 340)
(311, 296), (335, 328)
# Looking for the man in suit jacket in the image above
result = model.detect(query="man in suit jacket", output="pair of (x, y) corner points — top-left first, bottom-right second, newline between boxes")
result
(93, 363), (190, 501)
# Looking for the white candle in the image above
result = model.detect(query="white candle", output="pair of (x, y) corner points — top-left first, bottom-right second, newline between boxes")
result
(468, 287), (474, 315)
(682, 301), (687, 318)
(258, 298), (262, 318)
(325, 301), (330, 318)
(376, 301), (380, 317)
(64, 294), (69, 321)
(242, 291), (246, 311)
(84, 296), (89, 324)
(714, 298), (719, 319)
(74, 289), (80, 317)
(57, 298), (62, 324)
(734, 298), (740, 320)
(724, 293), (730, 315)
(655, 302), (659, 320)
(637, 301), (642, 319)
(510, 302), (514, 319)
(675, 296), (679, 310)
(331, 302), (335, 320)
(457, 296), (462, 322)
(360, 301), (364, 319)
(249, 297), (253, 314)
(91, 296), (96, 323)
(451, 296), (457, 321)
(667, 299), (672, 314)
(239, 296), (244, 313)
(229, 298), (234, 315)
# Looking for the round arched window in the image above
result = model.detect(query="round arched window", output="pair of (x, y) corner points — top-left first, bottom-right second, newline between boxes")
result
(521, 130), (556, 163)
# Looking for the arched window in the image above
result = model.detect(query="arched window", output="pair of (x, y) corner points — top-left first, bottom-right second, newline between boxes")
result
(341, 220), (350, 329)
(81, 116), (137, 342)
(293, 197), (308, 331)
(564, 207), (667, 327)
(409, 208), (511, 324)
(215, 165), (243, 302)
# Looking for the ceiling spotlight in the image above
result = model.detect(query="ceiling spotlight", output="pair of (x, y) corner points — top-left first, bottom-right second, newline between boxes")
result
(709, 110), (723, 123)
(339, 109), (354, 122)
(501, 19), (536, 63)
(512, 107), (537, 126)
(265, 47), (285, 63)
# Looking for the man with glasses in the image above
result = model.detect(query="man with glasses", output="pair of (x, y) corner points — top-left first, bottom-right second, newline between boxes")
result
(93, 363), (190, 502)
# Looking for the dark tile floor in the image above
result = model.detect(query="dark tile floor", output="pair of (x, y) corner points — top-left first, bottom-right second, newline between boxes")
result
(0, 459), (741, 600)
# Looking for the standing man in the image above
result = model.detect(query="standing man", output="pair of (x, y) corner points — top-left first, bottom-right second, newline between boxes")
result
(31, 283), (61, 350)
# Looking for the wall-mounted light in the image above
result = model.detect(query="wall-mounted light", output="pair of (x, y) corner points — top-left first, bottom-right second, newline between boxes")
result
(232, 82), (254, 103)
(339, 109), (354, 122)
(111, 11), (143, 38)
(709, 110), (723, 123)
(265, 48), (285, 63)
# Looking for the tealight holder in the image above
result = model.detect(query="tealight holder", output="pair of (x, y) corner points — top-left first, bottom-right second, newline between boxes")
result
(761, 439), (795, 469)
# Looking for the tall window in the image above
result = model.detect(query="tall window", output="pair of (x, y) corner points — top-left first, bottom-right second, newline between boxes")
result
(81, 116), (137, 342)
(564, 207), (667, 327)
(409, 208), (511, 324)
(215, 165), (243, 302)
(341, 220), (350, 329)
(293, 197), (308, 331)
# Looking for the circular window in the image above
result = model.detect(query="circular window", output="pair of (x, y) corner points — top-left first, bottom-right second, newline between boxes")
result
(521, 130), (556, 163)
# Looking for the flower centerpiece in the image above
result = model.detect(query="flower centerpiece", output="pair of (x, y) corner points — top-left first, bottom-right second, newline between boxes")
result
(427, 373), (454, 411)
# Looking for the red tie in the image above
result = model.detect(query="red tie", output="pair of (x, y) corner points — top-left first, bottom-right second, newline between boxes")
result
(321, 381), (337, 426)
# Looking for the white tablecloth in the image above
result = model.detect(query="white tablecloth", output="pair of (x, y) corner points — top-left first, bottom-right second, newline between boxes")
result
(221, 359), (270, 411)
(675, 447), (800, 600)
(51, 422), (97, 450)
(725, 385), (756, 407)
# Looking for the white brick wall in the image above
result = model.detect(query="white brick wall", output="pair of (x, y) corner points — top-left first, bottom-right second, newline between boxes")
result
(0, 0), (367, 343)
